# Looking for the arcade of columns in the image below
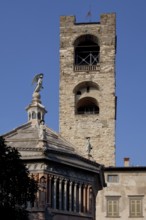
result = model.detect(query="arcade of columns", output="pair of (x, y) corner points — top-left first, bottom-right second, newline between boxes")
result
(32, 173), (94, 215)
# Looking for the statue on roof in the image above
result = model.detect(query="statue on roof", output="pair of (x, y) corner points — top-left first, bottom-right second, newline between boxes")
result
(86, 137), (92, 154)
(32, 73), (44, 93)
(39, 120), (46, 141)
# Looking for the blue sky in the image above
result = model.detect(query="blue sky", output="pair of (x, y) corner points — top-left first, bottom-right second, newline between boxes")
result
(0, 0), (146, 166)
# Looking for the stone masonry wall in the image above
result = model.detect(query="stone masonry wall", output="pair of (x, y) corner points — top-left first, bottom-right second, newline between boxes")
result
(59, 13), (116, 167)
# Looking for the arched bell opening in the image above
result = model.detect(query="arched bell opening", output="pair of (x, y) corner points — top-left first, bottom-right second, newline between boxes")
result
(74, 34), (100, 71)
(76, 97), (99, 115)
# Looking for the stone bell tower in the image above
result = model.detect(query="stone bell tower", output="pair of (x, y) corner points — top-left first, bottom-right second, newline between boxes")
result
(59, 13), (117, 167)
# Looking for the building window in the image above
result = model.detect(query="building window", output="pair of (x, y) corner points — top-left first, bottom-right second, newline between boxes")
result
(129, 196), (143, 217)
(38, 112), (41, 120)
(106, 196), (120, 217)
(74, 34), (100, 72)
(76, 97), (99, 115)
(32, 111), (36, 119)
(73, 82), (100, 115)
(107, 175), (119, 183)
(29, 112), (31, 120)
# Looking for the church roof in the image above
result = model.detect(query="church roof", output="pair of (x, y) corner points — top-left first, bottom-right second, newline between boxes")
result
(3, 121), (75, 154)
(2, 121), (102, 173)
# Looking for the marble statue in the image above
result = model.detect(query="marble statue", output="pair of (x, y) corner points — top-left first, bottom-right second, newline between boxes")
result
(32, 73), (44, 93)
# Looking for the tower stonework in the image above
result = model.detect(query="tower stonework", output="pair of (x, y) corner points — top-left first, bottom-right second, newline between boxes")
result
(59, 13), (116, 167)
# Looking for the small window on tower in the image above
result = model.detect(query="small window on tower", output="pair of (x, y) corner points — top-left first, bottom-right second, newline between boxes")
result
(38, 112), (41, 119)
(32, 111), (36, 119)
(76, 97), (99, 115)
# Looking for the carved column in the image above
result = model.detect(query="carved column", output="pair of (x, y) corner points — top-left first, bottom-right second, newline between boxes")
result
(89, 186), (93, 214)
(59, 178), (63, 210)
(64, 179), (68, 211)
(69, 181), (73, 211)
(79, 182), (82, 213)
(87, 185), (91, 213)
(53, 177), (57, 209)
(33, 173), (39, 208)
(83, 184), (87, 213)
(74, 182), (77, 212)
(39, 176), (47, 207)
(48, 175), (53, 208)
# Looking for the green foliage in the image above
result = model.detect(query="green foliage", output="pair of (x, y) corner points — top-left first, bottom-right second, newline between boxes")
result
(0, 136), (38, 220)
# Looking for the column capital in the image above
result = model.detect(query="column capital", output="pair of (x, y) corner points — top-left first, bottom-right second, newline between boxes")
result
(64, 179), (68, 184)
(48, 174), (53, 179)
(53, 176), (58, 181)
(74, 182), (78, 186)
(69, 181), (73, 185)
(84, 184), (88, 188)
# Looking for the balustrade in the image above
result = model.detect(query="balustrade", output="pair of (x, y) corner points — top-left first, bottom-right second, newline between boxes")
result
(74, 65), (99, 72)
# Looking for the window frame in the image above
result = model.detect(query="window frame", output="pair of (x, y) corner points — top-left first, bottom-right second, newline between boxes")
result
(107, 174), (119, 183)
(106, 196), (120, 218)
(129, 196), (144, 218)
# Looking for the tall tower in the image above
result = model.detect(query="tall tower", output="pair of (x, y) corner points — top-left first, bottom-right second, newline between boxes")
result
(59, 13), (116, 167)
